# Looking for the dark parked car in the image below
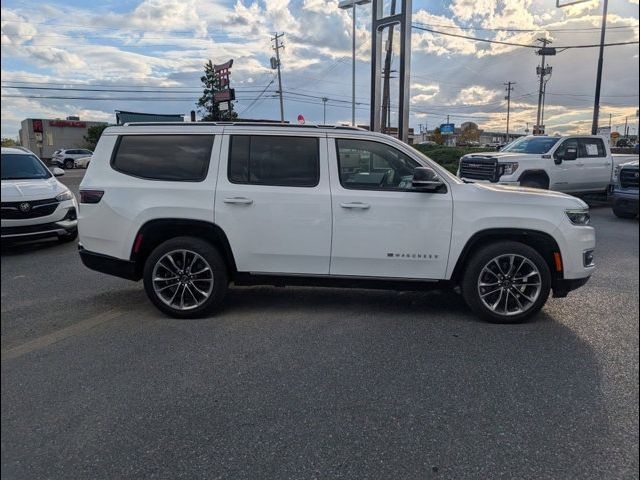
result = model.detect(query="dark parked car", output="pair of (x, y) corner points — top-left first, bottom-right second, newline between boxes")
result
(611, 160), (639, 219)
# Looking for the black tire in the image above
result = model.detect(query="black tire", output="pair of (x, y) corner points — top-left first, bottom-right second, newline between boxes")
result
(64, 159), (74, 169)
(520, 177), (548, 189)
(461, 241), (551, 324)
(612, 206), (637, 219)
(143, 236), (229, 319)
(58, 229), (78, 243)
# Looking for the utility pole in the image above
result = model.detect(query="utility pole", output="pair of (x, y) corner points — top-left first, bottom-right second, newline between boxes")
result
(535, 38), (552, 135)
(609, 113), (612, 129)
(591, 0), (609, 135)
(322, 97), (328, 124)
(447, 115), (450, 124)
(504, 81), (515, 142)
(380, 0), (397, 134)
(271, 32), (285, 123)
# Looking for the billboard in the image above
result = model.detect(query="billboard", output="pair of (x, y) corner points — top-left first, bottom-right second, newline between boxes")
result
(440, 123), (455, 135)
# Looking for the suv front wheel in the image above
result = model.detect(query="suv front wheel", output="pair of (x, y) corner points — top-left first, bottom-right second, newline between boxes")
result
(143, 237), (229, 318)
(461, 241), (551, 323)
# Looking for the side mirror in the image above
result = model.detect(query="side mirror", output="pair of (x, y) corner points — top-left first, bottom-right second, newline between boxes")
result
(412, 167), (445, 192)
(564, 147), (578, 161)
(51, 167), (65, 177)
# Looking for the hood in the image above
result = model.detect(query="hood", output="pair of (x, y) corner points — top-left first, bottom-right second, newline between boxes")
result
(1, 177), (66, 201)
(621, 160), (639, 168)
(463, 151), (539, 161)
(474, 183), (588, 209)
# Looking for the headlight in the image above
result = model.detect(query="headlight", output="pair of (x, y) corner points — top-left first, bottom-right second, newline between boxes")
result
(500, 162), (519, 176)
(56, 190), (74, 202)
(613, 165), (621, 182)
(565, 208), (590, 225)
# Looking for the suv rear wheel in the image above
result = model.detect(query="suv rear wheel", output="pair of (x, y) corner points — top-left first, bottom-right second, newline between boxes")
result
(64, 159), (74, 169)
(461, 241), (551, 323)
(143, 236), (229, 318)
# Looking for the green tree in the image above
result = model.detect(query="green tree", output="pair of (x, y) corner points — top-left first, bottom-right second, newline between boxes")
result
(197, 60), (237, 121)
(431, 127), (445, 145)
(83, 124), (109, 150)
(1, 137), (18, 147)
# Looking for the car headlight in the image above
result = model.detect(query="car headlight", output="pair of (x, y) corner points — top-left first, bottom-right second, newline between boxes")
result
(500, 162), (519, 176)
(565, 208), (590, 225)
(56, 189), (74, 202)
(613, 165), (621, 182)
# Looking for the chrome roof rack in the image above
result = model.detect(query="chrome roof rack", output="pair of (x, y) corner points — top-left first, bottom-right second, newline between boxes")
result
(122, 121), (366, 131)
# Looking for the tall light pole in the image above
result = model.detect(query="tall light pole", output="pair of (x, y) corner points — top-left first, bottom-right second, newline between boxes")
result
(591, 0), (609, 134)
(339, 0), (371, 126)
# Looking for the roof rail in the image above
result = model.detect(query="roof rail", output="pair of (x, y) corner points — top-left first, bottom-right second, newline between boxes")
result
(122, 121), (366, 131)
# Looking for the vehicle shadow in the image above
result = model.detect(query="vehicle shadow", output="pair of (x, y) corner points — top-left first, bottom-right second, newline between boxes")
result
(6, 285), (616, 479)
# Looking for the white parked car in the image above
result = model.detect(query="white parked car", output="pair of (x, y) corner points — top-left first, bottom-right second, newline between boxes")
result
(1, 147), (78, 242)
(52, 148), (94, 169)
(78, 123), (595, 323)
(458, 135), (638, 193)
(74, 156), (92, 169)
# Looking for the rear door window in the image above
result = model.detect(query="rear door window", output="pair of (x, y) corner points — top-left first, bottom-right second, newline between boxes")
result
(111, 135), (214, 181)
(578, 138), (606, 157)
(228, 135), (319, 187)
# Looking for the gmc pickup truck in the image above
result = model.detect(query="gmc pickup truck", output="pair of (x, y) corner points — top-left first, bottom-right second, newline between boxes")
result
(458, 135), (639, 194)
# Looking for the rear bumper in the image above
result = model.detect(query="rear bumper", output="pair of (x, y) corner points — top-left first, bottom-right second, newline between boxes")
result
(78, 246), (139, 281)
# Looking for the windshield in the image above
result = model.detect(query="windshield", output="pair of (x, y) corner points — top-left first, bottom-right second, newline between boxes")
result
(1, 153), (52, 180)
(502, 136), (560, 154)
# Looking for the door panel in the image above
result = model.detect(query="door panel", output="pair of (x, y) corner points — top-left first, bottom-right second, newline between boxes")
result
(578, 138), (611, 191)
(214, 134), (332, 274)
(328, 137), (453, 279)
(551, 138), (583, 192)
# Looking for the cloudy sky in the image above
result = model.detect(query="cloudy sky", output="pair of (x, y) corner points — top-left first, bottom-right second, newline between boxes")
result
(1, 0), (638, 139)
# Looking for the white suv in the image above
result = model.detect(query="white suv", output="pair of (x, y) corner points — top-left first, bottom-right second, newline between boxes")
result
(52, 148), (94, 169)
(78, 123), (595, 323)
(1, 147), (78, 242)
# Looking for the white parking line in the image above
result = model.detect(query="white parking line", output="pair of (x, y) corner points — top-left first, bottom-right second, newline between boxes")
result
(1, 309), (123, 361)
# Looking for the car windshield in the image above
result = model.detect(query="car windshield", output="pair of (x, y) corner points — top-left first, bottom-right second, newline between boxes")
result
(1, 153), (52, 180)
(501, 137), (560, 154)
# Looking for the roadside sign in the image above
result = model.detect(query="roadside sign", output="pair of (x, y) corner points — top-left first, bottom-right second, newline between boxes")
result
(440, 123), (455, 134)
(297, 114), (305, 124)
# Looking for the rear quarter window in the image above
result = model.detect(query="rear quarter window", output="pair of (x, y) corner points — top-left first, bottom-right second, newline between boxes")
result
(111, 135), (214, 181)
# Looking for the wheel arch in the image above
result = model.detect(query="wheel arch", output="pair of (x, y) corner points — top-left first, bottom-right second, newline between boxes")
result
(130, 219), (237, 279)
(451, 228), (563, 285)
(518, 169), (550, 187)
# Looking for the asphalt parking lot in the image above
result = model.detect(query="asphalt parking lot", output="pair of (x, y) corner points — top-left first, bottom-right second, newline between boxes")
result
(2, 169), (638, 479)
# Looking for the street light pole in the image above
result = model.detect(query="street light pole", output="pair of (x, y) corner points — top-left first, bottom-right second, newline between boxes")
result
(591, 0), (609, 134)
(339, 0), (371, 126)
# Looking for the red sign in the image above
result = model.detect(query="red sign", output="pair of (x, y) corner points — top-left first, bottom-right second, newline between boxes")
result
(32, 119), (43, 133)
(297, 114), (305, 125)
(49, 120), (87, 128)
(213, 89), (235, 102)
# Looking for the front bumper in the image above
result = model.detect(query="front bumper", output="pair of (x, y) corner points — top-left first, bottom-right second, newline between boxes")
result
(553, 277), (591, 298)
(612, 189), (639, 214)
(1, 200), (78, 240)
(457, 175), (519, 186)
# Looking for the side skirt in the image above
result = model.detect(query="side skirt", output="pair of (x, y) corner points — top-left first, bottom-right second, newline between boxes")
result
(232, 272), (454, 292)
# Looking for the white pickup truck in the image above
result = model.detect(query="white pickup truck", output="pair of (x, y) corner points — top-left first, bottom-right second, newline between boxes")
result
(458, 135), (639, 194)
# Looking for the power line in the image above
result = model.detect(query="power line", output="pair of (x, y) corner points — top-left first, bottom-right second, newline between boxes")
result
(0, 85), (270, 94)
(411, 24), (640, 49)
(412, 20), (639, 33)
(238, 78), (276, 116)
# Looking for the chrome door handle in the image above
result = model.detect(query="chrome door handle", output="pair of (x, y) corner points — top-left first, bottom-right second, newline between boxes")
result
(340, 202), (370, 210)
(223, 197), (254, 205)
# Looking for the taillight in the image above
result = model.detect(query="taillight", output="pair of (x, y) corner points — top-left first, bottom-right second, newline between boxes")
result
(79, 189), (104, 204)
